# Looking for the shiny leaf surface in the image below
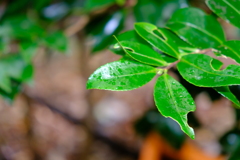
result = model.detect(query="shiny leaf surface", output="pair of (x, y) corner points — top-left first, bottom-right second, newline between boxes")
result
(206, 0), (240, 28)
(166, 7), (225, 48)
(154, 73), (196, 139)
(177, 54), (240, 87)
(87, 59), (157, 91)
(109, 30), (146, 55)
(215, 40), (240, 64)
(215, 87), (240, 107)
(114, 40), (168, 66)
(135, 22), (189, 58)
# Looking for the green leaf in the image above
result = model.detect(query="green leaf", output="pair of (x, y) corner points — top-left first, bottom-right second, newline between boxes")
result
(84, 0), (116, 11)
(166, 7), (225, 49)
(134, 0), (188, 26)
(0, 15), (45, 40)
(114, 40), (168, 66)
(135, 22), (191, 59)
(0, 55), (32, 93)
(206, 0), (240, 28)
(177, 54), (240, 87)
(87, 11), (125, 53)
(109, 30), (146, 56)
(154, 73), (196, 139)
(215, 87), (240, 107)
(215, 40), (240, 64)
(87, 59), (157, 91)
(20, 42), (38, 63)
(43, 31), (68, 53)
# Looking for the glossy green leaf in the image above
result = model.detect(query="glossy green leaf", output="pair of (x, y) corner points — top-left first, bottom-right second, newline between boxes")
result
(0, 55), (33, 93)
(43, 31), (68, 53)
(135, 22), (186, 58)
(177, 54), (240, 87)
(114, 40), (168, 66)
(87, 59), (157, 91)
(109, 30), (146, 56)
(215, 87), (240, 107)
(87, 11), (125, 53)
(215, 40), (240, 64)
(206, 0), (240, 28)
(134, 0), (188, 26)
(166, 7), (225, 49)
(154, 73), (196, 139)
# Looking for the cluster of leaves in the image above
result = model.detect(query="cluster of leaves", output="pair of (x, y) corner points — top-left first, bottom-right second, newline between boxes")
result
(0, 0), (186, 101)
(0, 0), (80, 101)
(86, 0), (189, 52)
(87, 0), (240, 139)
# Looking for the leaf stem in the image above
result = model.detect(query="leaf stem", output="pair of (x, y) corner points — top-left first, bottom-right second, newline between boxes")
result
(164, 60), (180, 70)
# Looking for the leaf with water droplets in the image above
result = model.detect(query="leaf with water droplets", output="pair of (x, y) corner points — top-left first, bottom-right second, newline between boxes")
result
(214, 86), (240, 107)
(109, 30), (146, 56)
(215, 40), (240, 64)
(166, 7), (225, 49)
(206, 0), (240, 28)
(114, 40), (168, 67)
(134, 22), (195, 59)
(87, 59), (157, 91)
(154, 73), (196, 139)
(177, 54), (240, 87)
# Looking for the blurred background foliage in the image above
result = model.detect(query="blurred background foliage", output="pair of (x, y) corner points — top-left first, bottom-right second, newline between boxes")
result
(0, 0), (240, 160)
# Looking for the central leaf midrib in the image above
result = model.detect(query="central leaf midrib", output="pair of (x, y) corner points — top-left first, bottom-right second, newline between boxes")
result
(102, 69), (156, 80)
(163, 74), (185, 125)
(135, 27), (179, 58)
(127, 50), (166, 65)
(222, 44), (240, 61)
(181, 59), (240, 80)
(169, 21), (223, 44)
(222, 0), (240, 15)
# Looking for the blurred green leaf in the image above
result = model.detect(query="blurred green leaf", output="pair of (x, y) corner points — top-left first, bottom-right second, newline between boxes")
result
(88, 11), (125, 53)
(43, 31), (68, 53)
(0, 55), (33, 93)
(177, 54), (240, 87)
(2, 0), (29, 17)
(0, 15), (45, 40)
(206, 0), (240, 28)
(85, 0), (116, 11)
(154, 73), (196, 139)
(20, 42), (38, 63)
(134, 0), (188, 26)
(0, 81), (22, 104)
(166, 7), (225, 49)
(87, 59), (157, 91)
